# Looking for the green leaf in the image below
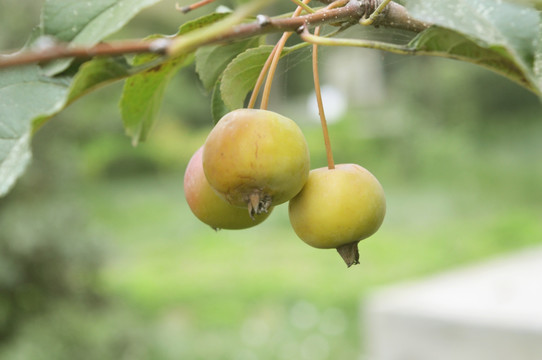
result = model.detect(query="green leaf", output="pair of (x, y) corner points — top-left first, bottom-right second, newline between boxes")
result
(67, 57), (132, 103)
(0, 3), (245, 195)
(41, 0), (164, 75)
(195, 37), (262, 91)
(220, 45), (302, 110)
(220, 45), (274, 110)
(211, 81), (229, 124)
(120, 53), (191, 146)
(408, 26), (536, 92)
(118, 12), (236, 145)
(177, 12), (231, 34)
(404, 0), (542, 95)
(506, 0), (542, 11)
(535, 19), (542, 91)
(0, 57), (133, 197)
(0, 65), (68, 197)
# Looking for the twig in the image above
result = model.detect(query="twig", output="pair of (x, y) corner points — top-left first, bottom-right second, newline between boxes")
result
(289, 0), (316, 14)
(300, 25), (415, 55)
(0, 40), (169, 69)
(176, 0), (216, 14)
(0, 0), (430, 69)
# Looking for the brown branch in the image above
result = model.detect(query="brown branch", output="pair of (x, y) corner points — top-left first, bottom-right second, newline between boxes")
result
(0, 0), (429, 69)
(377, 1), (429, 33)
(0, 39), (170, 69)
(202, 0), (428, 43)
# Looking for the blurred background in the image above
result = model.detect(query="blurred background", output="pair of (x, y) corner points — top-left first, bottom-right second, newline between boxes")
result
(1, 0), (541, 359)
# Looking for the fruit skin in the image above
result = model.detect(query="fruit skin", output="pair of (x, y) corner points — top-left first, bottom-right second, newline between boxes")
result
(203, 109), (310, 215)
(184, 147), (272, 230)
(288, 164), (386, 250)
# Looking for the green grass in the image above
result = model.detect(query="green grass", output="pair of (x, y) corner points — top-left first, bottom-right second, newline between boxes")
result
(75, 155), (542, 359)
(4, 113), (540, 359)
(54, 108), (542, 358)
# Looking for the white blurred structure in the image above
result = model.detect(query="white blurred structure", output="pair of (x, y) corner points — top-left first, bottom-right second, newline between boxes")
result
(306, 85), (347, 124)
(304, 48), (386, 124)
(323, 47), (386, 106)
(364, 247), (542, 360)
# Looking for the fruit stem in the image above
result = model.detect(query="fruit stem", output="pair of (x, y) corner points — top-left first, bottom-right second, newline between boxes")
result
(336, 242), (360, 267)
(176, 0), (216, 14)
(289, 0), (315, 13)
(259, 33), (291, 110)
(312, 26), (335, 170)
(248, 43), (278, 109)
(259, 0), (311, 110)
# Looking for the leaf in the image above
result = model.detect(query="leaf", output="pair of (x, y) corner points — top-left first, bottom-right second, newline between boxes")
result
(0, 57), (133, 197)
(195, 37), (262, 91)
(118, 12), (235, 145)
(220, 45), (300, 110)
(177, 12), (231, 34)
(120, 53), (191, 146)
(211, 81), (229, 124)
(506, 0), (542, 11)
(220, 45), (274, 110)
(0, 65), (68, 197)
(67, 57), (132, 103)
(404, 0), (542, 95)
(535, 19), (542, 91)
(408, 26), (536, 91)
(41, 0), (164, 75)
(1, 2), (238, 195)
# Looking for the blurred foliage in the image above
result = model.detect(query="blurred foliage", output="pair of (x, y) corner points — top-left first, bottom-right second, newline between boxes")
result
(1, 0), (542, 359)
(0, 198), (103, 341)
(0, 0), (43, 49)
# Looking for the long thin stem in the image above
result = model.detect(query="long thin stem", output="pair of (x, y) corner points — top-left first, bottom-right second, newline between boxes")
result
(247, 40), (314, 109)
(259, 32), (292, 110)
(300, 26), (415, 56)
(312, 26), (334, 170)
(176, 0), (216, 14)
(259, 0), (311, 110)
(301, 26), (540, 95)
(326, 0), (350, 10)
(289, 0), (315, 13)
(252, 0), (349, 110)
(247, 44), (278, 109)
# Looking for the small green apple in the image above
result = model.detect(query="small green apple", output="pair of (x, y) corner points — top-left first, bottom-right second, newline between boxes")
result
(184, 147), (272, 230)
(288, 164), (386, 266)
(203, 108), (310, 217)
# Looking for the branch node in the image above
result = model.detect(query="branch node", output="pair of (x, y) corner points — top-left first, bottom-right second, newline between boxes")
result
(296, 24), (307, 34)
(31, 35), (58, 51)
(149, 38), (171, 54)
(256, 14), (272, 27)
(176, 4), (191, 14)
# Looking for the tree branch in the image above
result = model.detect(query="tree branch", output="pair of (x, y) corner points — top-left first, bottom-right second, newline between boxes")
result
(0, 0), (430, 69)
(0, 40), (168, 69)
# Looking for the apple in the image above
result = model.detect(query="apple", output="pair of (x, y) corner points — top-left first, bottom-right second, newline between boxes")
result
(288, 164), (386, 266)
(184, 146), (272, 229)
(203, 108), (310, 217)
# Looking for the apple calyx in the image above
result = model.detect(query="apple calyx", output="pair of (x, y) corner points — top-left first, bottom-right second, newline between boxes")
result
(248, 190), (272, 219)
(336, 241), (360, 267)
